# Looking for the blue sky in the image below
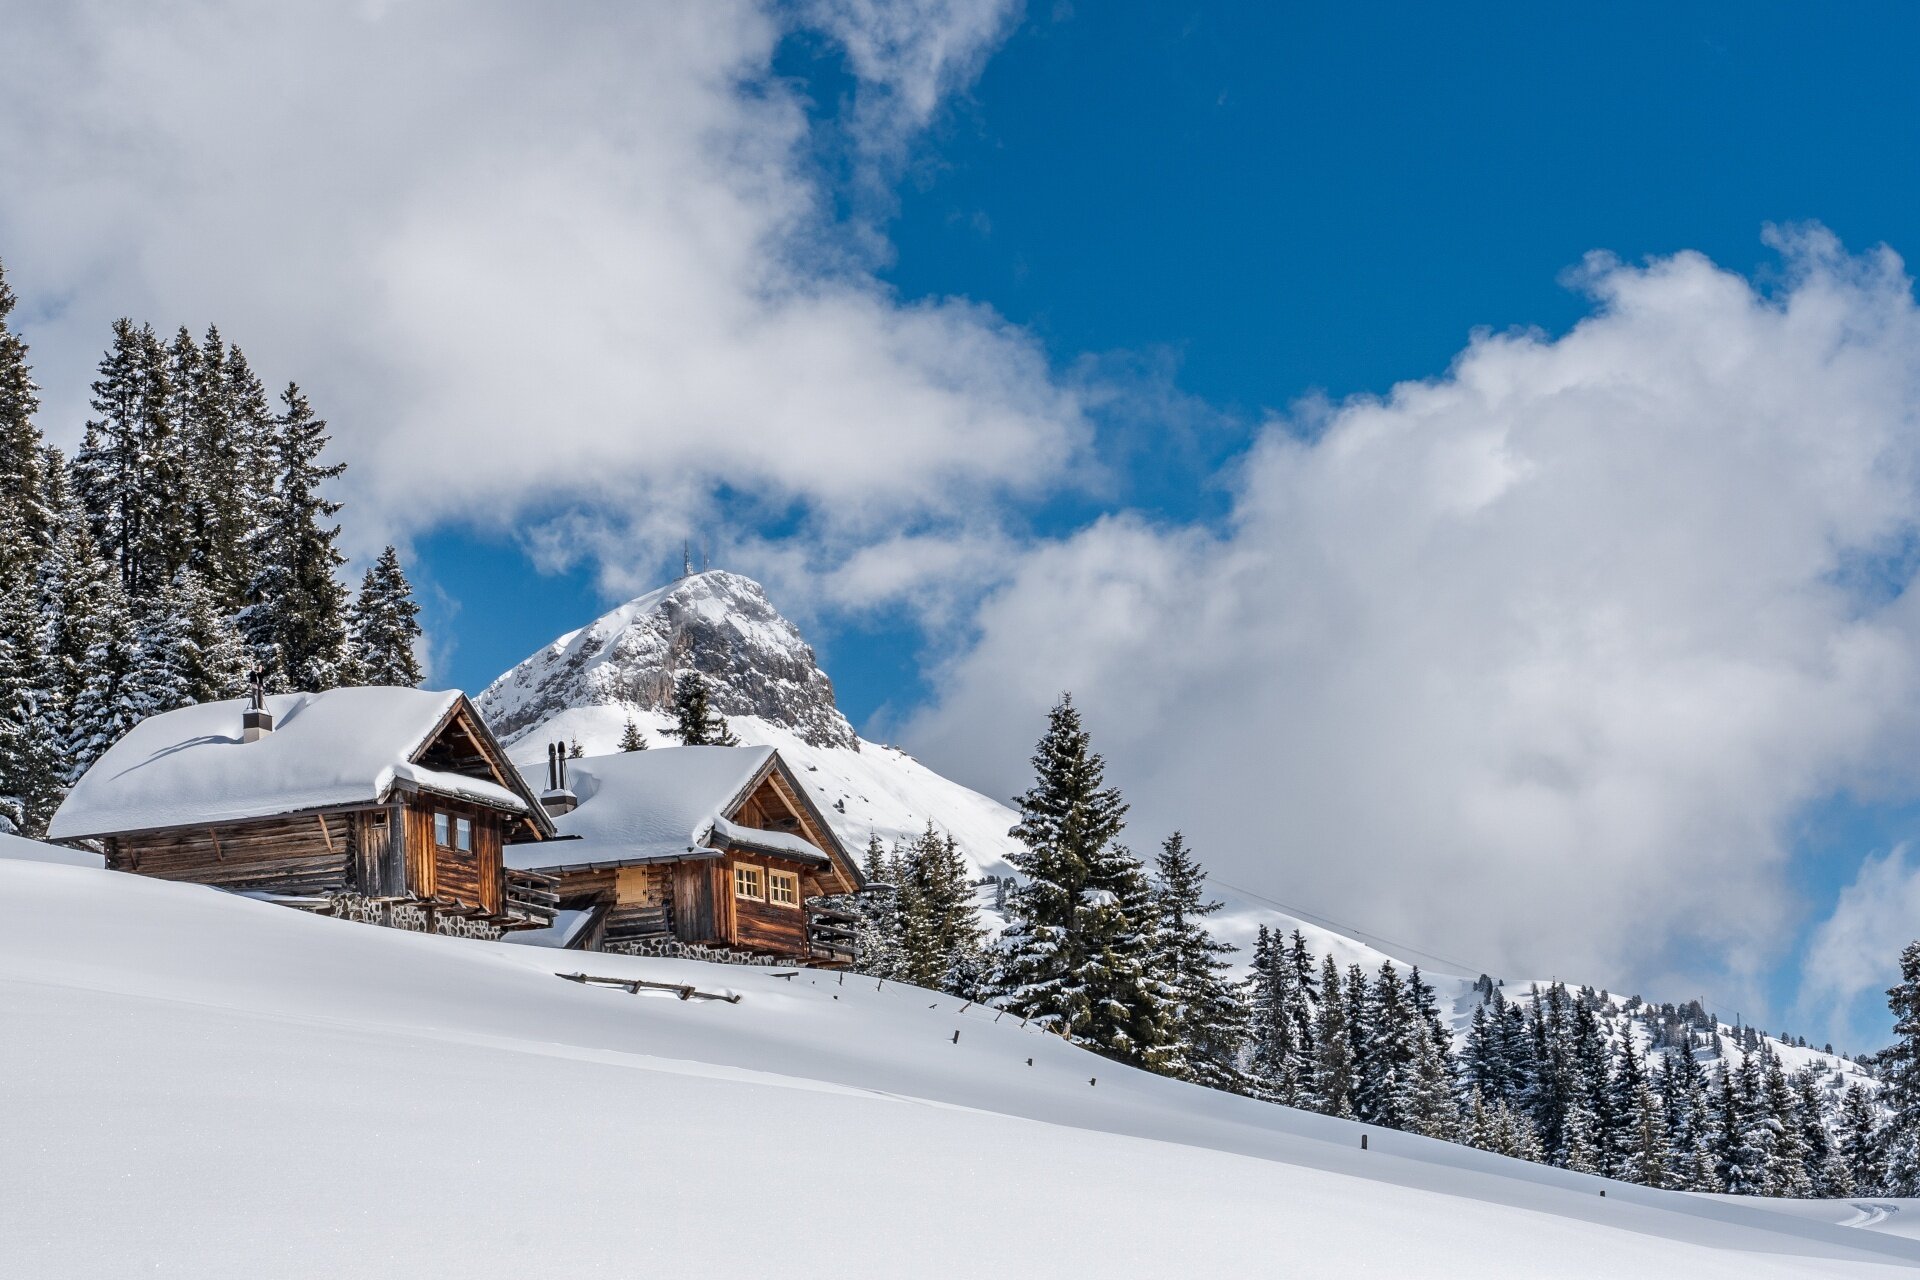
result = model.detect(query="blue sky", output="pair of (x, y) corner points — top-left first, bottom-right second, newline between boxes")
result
(11, 1), (1920, 1048)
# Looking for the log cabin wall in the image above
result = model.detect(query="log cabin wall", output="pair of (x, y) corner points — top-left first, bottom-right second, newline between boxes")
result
(614, 864), (669, 907)
(104, 813), (354, 896)
(719, 851), (811, 957)
(404, 798), (505, 915)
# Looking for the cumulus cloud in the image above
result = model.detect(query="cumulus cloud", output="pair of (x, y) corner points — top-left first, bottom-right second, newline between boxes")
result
(0, 0), (1076, 572)
(1799, 845), (1920, 1048)
(908, 229), (1920, 1003)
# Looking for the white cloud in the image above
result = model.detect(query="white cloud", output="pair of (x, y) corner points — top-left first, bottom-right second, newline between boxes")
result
(908, 229), (1920, 1005)
(798, 0), (1022, 150)
(1799, 845), (1920, 1049)
(0, 0), (1076, 570)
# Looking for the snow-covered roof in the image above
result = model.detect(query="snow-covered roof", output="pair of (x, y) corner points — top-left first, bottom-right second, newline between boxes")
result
(507, 745), (833, 873)
(49, 687), (531, 840)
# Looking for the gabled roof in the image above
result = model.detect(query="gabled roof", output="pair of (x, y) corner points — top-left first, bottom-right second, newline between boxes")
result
(48, 687), (554, 841)
(505, 745), (857, 885)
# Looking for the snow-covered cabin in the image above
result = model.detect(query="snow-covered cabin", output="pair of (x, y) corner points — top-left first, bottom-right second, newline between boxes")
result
(507, 745), (862, 963)
(48, 687), (559, 937)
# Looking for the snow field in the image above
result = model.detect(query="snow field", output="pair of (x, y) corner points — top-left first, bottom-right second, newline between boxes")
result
(3, 849), (1917, 1277)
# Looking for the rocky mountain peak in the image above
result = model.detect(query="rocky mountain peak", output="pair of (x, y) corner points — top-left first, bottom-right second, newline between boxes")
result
(477, 570), (859, 750)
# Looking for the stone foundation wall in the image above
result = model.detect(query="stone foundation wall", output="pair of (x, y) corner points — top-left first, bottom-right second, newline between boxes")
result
(318, 893), (502, 942)
(603, 937), (787, 967)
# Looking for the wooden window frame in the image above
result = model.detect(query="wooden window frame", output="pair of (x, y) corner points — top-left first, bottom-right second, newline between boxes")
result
(767, 868), (799, 909)
(434, 810), (475, 853)
(733, 864), (764, 901)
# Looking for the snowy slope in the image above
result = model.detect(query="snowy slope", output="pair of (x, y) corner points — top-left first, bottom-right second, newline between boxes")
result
(3, 845), (1917, 1278)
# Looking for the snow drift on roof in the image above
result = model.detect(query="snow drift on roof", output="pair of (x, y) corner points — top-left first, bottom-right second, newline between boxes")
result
(506, 745), (778, 871)
(47, 687), (512, 839)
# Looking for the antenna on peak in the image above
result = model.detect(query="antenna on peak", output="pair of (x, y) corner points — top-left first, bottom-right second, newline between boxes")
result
(682, 541), (693, 579)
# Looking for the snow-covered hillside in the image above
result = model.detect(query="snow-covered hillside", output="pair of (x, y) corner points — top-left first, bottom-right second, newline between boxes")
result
(3, 842), (1916, 1278)
(476, 570), (1867, 1082)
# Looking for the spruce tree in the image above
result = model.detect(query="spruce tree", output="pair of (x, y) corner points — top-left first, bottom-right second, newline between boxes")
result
(993, 695), (1169, 1069)
(181, 327), (269, 609)
(845, 834), (904, 980)
(1345, 963), (1375, 1120)
(0, 558), (60, 834)
(1148, 833), (1249, 1091)
(666, 671), (740, 746)
(895, 825), (986, 995)
(1883, 940), (1920, 1195)
(1404, 1015), (1461, 1140)
(1792, 1068), (1836, 1197)
(64, 573), (142, 778)
(0, 259), (51, 568)
(1835, 1081), (1885, 1196)
(134, 568), (252, 711)
(347, 546), (423, 686)
(1311, 953), (1356, 1117)
(1359, 962), (1415, 1128)
(242, 383), (350, 690)
(618, 717), (649, 751)
(1718, 1056), (1770, 1195)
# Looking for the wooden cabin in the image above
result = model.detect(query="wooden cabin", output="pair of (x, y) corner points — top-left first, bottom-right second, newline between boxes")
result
(507, 745), (862, 964)
(47, 687), (559, 937)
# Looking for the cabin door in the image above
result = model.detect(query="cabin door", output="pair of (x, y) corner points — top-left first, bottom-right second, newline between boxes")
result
(673, 862), (718, 945)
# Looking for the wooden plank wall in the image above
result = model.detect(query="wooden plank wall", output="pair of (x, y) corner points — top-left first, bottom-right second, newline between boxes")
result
(108, 814), (352, 896)
(672, 861), (722, 944)
(734, 894), (807, 955)
(407, 800), (505, 914)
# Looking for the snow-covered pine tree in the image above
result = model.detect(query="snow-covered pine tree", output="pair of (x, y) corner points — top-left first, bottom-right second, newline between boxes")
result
(1359, 961), (1415, 1129)
(1613, 1032), (1667, 1187)
(843, 833), (905, 980)
(1285, 931), (1319, 1060)
(1404, 1015), (1461, 1140)
(64, 572), (142, 780)
(993, 695), (1170, 1069)
(181, 327), (271, 610)
(1464, 1088), (1545, 1162)
(1792, 1068), (1836, 1198)
(1345, 962), (1376, 1120)
(1758, 1050), (1813, 1198)
(1465, 990), (1520, 1105)
(1660, 1041), (1720, 1192)
(1717, 1056), (1770, 1195)
(1521, 984), (1574, 1161)
(72, 320), (190, 601)
(665, 671), (740, 746)
(0, 259), (51, 567)
(895, 825), (986, 996)
(1568, 996), (1617, 1176)
(0, 557), (60, 835)
(1834, 1081), (1885, 1196)
(134, 568), (252, 712)
(242, 384), (351, 690)
(347, 546), (423, 686)
(1883, 940), (1920, 1196)
(1147, 832), (1249, 1092)
(618, 717), (649, 751)
(1311, 953), (1355, 1118)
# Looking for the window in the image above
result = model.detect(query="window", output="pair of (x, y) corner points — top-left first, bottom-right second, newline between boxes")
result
(434, 812), (474, 852)
(733, 864), (763, 900)
(767, 869), (799, 908)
